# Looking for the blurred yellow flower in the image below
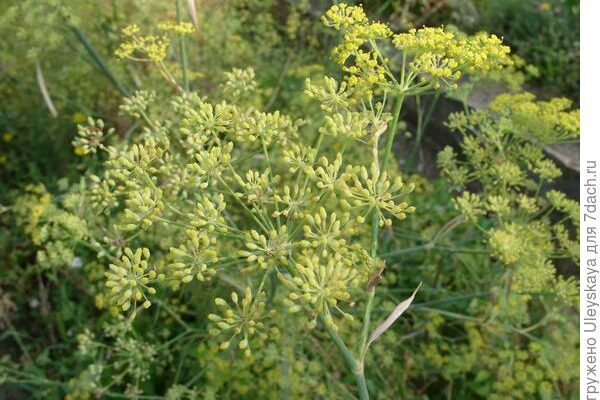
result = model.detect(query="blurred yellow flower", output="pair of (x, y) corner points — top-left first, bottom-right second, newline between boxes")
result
(72, 112), (86, 124)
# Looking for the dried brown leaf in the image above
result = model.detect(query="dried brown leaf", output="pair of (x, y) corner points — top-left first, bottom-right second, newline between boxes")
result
(365, 282), (421, 352)
(187, 0), (199, 31)
(35, 60), (58, 118)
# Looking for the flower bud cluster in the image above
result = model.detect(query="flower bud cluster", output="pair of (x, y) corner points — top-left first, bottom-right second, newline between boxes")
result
(221, 67), (258, 100)
(300, 207), (357, 258)
(167, 229), (218, 288)
(278, 251), (356, 329)
(73, 117), (113, 155)
(338, 162), (416, 227)
(104, 247), (157, 316)
(239, 227), (292, 270)
(208, 288), (279, 357)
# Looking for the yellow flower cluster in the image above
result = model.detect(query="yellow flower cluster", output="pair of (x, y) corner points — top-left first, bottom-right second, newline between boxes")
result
(309, 153), (344, 191)
(189, 194), (228, 232)
(490, 92), (580, 144)
(322, 3), (512, 96)
(452, 192), (485, 222)
(321, 111), (370, 139)
(121, 187), (164, 231)
(321, 3), (368, 30)
(80, 59), (416, 363)
(120, 90), (156, 118)
(235, 169), (272, 204)
(115, 24), (169, 62)
(157, 21), (195, 35)
(300, 207), (357, 258)
(221, 67), (258, 100)
(393, 27), (511, 89)
(238, 109), (298, 145)
(12, 184), (89, 271)
(72, 117), (113, 155)
(439, 95), (576, 194)
(488, 223), (530, 265)
(304, 76), (352, 112)
(322, 4), (392, 97)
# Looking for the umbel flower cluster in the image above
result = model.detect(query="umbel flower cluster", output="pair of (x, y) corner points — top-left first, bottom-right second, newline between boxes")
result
(81, 2), (510, 327)
(86, 81), (415, 332)
(63, 4), (515, 398)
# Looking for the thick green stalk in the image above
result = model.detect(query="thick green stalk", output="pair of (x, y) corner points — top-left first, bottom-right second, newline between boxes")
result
(381, 95), (405, 172)
(176, 0), (190, 91)
(359, 289), (376, 355)
(319, 316), (369, 400)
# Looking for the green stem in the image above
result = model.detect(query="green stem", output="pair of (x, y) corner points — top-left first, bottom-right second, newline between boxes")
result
(256, 268), (270, 294)
(158, 61), (183, 92)
(408, 95), (424, 168)
(301, 129), (325, 192)
(319, 315), (369, 400)
(176, 0), (190, 91)
(381, 244), (489, 258)
(359, 289), (375, 355)
(71, 27), (130, 97)
(218, 175), (270, 234)
(350, 95), (405, 400)
(381, 95), (405, 172)
(360, 95), (405, 356)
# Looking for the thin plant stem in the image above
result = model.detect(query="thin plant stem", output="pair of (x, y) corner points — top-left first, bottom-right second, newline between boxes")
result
(408, 93), (439, 168)
(218, 175), (270, 234)
(176, 0), (190, 91)
(2, 316), (33, 362)
(155, 299), (193, 331)
(158, 61), (183, 92)
(71, 27), (130, 97)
